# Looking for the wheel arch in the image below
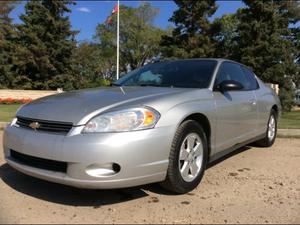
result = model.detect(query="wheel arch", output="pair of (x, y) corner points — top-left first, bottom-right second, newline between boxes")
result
(271, 104), (278, 113)
(271, 104), (279, 118)
(180, 113), (212, 161)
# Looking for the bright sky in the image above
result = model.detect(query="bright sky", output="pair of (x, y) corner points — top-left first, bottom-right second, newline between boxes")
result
(10, 0), (245, 42)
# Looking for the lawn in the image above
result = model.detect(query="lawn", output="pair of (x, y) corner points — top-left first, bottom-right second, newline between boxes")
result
(0, 104), (299, 129)
(0, 104), (21, 122)
(279, 110), (300, 129)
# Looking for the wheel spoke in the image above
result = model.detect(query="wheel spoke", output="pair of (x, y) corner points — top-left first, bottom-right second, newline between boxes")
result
(187, 136), (195, 150)
(181, 161), (190, 178)
(190, 161), (199, 176)
(179, 145), (189, 160)
(193, 142), (203, 157)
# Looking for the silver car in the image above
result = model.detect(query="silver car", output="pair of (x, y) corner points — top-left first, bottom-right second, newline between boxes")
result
(3, 59), (281, 194)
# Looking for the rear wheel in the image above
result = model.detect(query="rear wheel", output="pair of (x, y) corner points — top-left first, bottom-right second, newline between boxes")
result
(161, 120), (208, 194)
(256, 109), (277, 147)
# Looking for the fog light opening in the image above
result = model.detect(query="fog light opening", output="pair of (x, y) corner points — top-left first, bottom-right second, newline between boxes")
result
(112, 163), (121, 173)
(86, 163), (121, 177)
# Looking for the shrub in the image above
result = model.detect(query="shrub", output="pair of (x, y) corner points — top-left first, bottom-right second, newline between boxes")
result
(0, 98), (33, 105)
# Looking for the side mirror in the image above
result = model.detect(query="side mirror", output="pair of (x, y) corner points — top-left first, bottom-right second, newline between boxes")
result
(216, 80), (244, 92)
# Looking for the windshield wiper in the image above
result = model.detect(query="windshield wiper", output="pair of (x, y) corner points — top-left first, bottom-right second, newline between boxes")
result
(139, 84), (161, 87)
(111, 82), (122, 87)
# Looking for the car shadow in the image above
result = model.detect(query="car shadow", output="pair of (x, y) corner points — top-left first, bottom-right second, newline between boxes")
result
(0, 163), (149, 207)
(0, 145), (254, 204)
(207, 145), (252, 169)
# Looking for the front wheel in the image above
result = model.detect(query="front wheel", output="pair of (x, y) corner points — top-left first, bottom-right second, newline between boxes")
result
(256, 109), (278, 147)
(161, 120), (208, 194)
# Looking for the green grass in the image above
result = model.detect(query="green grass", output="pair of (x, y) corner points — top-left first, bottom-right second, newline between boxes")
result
(277, 134), (300, 139)
(0, 104), (21, 122)
(278, 110), (300, 129)
(0, 104), (299, 130)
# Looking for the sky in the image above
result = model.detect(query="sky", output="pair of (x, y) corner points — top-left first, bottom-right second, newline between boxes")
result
(10, 0), (245, 42)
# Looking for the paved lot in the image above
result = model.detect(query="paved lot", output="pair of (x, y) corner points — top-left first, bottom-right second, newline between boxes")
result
(0, 131), (299, 224)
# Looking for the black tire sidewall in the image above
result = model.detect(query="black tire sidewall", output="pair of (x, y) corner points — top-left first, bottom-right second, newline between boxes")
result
(168, 120), (208, 193)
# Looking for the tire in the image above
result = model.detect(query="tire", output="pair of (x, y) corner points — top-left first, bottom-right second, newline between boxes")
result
(161, 120), (208, 194)
(256, 109), (278, 147)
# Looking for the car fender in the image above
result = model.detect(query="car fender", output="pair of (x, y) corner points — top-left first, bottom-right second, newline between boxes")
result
(155, 97), (217, 156)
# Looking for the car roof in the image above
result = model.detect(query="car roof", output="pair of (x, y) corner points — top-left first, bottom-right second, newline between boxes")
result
(154, 58), (243, 65)
(161, 58), (253, 71)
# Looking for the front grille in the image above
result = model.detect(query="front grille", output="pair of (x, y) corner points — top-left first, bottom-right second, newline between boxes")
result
(10, 150), (67, 173)
(16, 117), (73, 134)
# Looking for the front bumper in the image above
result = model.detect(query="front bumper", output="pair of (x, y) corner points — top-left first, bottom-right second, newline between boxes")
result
(3, 124), (174, 189)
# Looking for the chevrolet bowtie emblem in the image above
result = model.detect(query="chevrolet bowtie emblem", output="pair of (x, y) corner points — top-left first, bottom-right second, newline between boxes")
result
(29, 122), (40, 130)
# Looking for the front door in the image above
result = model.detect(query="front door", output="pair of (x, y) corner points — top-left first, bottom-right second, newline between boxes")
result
(213, 62), (258, 153)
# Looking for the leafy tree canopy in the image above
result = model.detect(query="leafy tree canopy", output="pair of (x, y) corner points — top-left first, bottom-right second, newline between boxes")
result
(73, 42), (111, 88)
(94, 2), (166, 78)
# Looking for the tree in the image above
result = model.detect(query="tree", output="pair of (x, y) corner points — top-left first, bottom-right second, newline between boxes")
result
(94, 2), (167, 78)
(282, 0), (300, 88)
(160, 0), (220, 59)
(292, 26), (300, 87)
(0, 1), (19, 88)
(73, 42), (110, 88)
(236, 0), (299, 111)
(15, 0), (78, 90)
(213, 13), (239, 59)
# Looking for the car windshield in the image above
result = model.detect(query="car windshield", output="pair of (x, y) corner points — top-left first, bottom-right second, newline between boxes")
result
(113, 60), (217, 88)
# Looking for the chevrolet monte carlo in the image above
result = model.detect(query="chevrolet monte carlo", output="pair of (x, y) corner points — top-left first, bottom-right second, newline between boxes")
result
(3, 59), (281, 193)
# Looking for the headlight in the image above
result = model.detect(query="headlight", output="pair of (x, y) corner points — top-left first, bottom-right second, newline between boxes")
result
(82, 107), (160, 133)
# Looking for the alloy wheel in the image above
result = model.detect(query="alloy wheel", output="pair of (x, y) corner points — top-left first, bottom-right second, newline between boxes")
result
(178, 133), (203, 182)
(268, 115), (276, 141)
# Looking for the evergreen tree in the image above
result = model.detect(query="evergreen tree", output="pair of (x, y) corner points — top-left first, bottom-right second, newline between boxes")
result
(213, 13), (239, 59)
(282, 0), (300, 88)
(16, 0), (78, 90)
(236, 0), (299, 111)
(292, 26), (300, 87)
(160, 0), (219, 59)
(0, 1), (19, 88)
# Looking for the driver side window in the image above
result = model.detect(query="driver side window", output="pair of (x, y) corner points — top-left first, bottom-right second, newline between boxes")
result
(216, 62), (248, 90)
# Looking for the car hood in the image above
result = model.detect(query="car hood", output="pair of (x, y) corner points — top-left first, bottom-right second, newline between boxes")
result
(16, 87), (187, 125)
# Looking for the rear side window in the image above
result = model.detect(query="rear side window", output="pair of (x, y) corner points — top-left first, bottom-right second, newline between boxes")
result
(215, 62), (258, 91)
(241, 66), (259, 90)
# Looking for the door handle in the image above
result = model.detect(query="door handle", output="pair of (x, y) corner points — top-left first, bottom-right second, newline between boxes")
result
(249, 99), (257, 105)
